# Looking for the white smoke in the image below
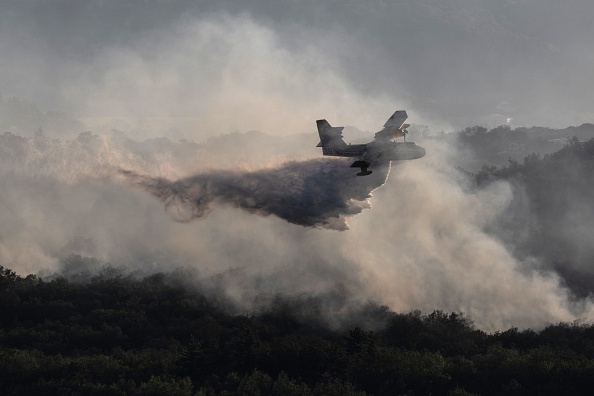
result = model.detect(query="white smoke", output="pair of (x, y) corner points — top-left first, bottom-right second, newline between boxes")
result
(2, 128), (594, 331)
(54, 14), (401, 141)
(1, 9), (594, 333)
(339, 142), (594, 331)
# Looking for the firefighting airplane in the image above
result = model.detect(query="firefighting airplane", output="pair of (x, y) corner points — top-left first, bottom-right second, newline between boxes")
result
(316, 110), (426, 176)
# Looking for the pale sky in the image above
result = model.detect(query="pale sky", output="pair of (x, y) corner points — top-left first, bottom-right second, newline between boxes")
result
(1, 0), (593, 138)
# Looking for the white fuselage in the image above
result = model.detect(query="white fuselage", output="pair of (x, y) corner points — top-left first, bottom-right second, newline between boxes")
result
(323, 140), (426, 161)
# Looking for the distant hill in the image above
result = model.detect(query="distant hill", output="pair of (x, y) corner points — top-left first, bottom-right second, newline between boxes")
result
(446, 123), (594, 170)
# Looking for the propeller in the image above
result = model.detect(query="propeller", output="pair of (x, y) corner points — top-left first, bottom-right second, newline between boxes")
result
(389, 127), (408, 141)
(401, 123), (410, 141)
(376, 124), (409, 141)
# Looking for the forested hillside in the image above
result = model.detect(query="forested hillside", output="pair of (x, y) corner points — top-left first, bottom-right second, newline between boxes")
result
(2, 266), (594, 395)
(475, 138), (594, 296)
(447, 123), (594, 170)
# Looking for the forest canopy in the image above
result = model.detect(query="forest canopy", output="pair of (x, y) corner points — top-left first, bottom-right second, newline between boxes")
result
(2, 265), (594, 395)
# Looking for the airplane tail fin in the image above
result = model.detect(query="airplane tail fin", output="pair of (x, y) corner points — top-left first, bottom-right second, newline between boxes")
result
(316, 119), (347, 153)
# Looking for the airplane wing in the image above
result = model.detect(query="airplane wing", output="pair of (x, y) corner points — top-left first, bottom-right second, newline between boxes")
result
(359, 150), (382, 164)
(351, 150), (381, 168)
(384, 110), (408, 129)
(374, 110), (409, 141)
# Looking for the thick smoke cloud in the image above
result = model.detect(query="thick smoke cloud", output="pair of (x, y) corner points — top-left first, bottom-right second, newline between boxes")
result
(345, 143), (594, 331)
(0, 9), (398, 140)
(118, 159), (390, 231)
(2, 1), (594, 333)
(2, 128), (594, 331)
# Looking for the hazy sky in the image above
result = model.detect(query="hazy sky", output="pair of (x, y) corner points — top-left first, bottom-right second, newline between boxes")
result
(1, 0), (594, 139)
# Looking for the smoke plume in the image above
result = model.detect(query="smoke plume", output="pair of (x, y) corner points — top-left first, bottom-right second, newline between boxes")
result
(3, 2), (594, 333)
(118, 159), (391, 231)
(2, 127), (594, 332)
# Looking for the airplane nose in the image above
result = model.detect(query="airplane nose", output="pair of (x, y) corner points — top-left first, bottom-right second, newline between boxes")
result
(417, 146), (426, 158)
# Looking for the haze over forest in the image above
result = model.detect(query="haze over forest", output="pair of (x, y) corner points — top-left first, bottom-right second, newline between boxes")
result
(2, 0), (594, 335)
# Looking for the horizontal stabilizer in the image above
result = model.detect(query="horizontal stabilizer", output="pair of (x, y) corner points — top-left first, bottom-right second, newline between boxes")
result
(316, 119), (346, 149)
(317, 119), (344, 137)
